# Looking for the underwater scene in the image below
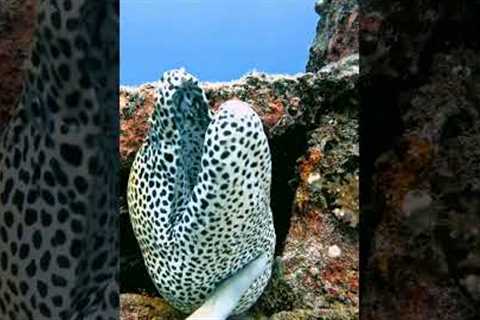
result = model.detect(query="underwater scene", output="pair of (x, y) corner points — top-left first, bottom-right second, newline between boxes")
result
(2, 0), (478, 319)
(119, 0), (359, 319)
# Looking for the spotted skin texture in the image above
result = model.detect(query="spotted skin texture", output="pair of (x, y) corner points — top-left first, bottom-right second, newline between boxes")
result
(0, 1), (119, 319)
(127, 69), (276, 315)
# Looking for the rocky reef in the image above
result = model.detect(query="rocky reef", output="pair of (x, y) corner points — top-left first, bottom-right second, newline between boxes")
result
(0, 0), (35, 127)
(360, 0), (480, 319)
(306, 0), (359, 72)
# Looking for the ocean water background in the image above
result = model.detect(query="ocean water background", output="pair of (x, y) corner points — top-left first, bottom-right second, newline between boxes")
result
(121, 0), (318, 85)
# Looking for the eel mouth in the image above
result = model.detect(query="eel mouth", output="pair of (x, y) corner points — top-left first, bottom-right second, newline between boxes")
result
(167, 76), (212, 211)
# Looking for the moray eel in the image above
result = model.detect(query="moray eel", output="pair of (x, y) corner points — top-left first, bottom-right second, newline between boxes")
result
(127, 69), (275, 317)
(0, 1), (118, 319)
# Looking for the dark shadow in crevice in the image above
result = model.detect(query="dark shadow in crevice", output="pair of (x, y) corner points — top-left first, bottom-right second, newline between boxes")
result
(359, 75), (404, 295)
(268, 124), (309, 256)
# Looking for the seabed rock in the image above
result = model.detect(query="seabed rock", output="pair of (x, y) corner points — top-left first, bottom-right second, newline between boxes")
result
(359, 0), (480, 318)
(0, 0), (35, 127)
(120, 294), (184, 320)
(307, 0), (359, 72)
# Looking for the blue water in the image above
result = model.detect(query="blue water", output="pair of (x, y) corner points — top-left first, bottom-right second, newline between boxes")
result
(120, 0), (318, 85)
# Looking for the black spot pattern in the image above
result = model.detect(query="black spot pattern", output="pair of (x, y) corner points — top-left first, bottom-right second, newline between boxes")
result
(0, 1), (119, 319)
(127, 69), (275, 314)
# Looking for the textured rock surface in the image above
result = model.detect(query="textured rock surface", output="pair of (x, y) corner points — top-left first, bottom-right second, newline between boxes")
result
(363, 52), (480, 320)
(119, 55), (358, 319)
(0, 0), (35, 127)
(120, 294), (183, 320)
(280, 56), (358, 319)
(306, 0), (359, 72)
(360, 0), (480, 319)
